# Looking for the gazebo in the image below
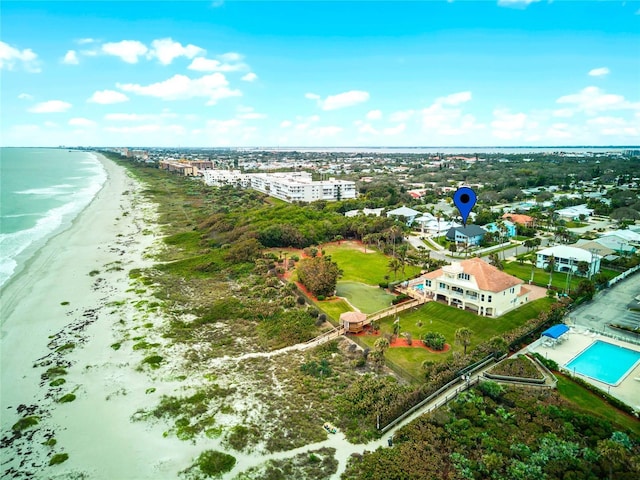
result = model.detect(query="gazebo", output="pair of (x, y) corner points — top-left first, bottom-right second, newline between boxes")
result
(541, 324), (569, 346)
(340, 311), (368, 334)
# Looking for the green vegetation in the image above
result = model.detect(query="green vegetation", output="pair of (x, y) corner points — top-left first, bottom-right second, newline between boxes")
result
(111, 342), (121, 350)
(556, 375), (640, 437)
(297, 256), (341, 297)
(141, 355), (163, 369)
(12, 416), (39, 432)
(49, 453), (69, 466)
(490, 355), (544, 380)
(60, 301), (69, 306)
(49, 378), (66, 387)
(88, 269), (100, 277)
(58, 393), (76, 403)
(322, 243), (420, 284)
(55, 342), (75, 353)
(335, 282), (395, 313)
(43, 438), (57, 447)
(235, 447), (337, 480)
(315, 298), (352, 321)
(42, 366), (67, 380)
(342, 385), (640, 479)
(193, 450), (236, 477)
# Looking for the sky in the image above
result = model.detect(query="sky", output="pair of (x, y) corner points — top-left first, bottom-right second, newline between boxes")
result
(1, 0), (639, 148)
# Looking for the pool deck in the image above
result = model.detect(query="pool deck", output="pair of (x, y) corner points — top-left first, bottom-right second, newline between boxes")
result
(528, 327), (640, 412)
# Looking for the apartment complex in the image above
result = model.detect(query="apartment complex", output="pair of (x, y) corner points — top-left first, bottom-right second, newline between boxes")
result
(201, 170), (357, 203)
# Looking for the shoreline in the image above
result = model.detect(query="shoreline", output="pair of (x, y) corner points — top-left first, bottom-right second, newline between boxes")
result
(0, 154), (199, 478)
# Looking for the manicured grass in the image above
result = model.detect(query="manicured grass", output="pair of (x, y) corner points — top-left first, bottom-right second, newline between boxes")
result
(335, 282), (395, 314)
(503, 261), (583, 291)
(315, 298), (352, 322)
(556, 375), (640, 437)
(322, 243), (420, 285)
(385, 347), (451, 380)
(358, 297), (555, 371)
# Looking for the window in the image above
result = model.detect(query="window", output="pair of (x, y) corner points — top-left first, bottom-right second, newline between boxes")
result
(439, 282), (446, 289)
(425, 280), (431, 287)
(481, 294), (485, 301)
(458, 273), (470, 280)
(488, 295), (492, 303)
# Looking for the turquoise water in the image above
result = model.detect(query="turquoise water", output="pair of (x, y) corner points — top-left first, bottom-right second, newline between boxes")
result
(566, 340), (640, 385)
(0, 148), (106, 288)
(413, 284), (425, 291)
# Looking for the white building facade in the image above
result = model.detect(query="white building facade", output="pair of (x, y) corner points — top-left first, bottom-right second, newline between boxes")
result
(536, 245), (601, 277)
(201, 170), (357, 203)
(409, 258), (529, 317)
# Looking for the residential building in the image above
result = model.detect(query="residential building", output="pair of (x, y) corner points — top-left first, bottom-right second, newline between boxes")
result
(420, 219), (461, 236)
(555, 204), (594, 221)
(536, 245), (601, 277)
(409, 258), (529, 317)
(386, 206), (421, 226)
(445, 225), (487, 246)
(502, 213), (534, 227)
(595, 234), (637, 254)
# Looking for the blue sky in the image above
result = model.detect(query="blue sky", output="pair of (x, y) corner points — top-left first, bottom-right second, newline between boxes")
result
(1, 0), (639, 147)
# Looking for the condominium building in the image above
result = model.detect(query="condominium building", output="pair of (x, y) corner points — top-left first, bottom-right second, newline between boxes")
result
(201, 170), (357, 203)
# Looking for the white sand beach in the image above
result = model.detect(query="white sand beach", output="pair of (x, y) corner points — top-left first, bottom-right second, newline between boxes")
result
(0, 155), (199, 479)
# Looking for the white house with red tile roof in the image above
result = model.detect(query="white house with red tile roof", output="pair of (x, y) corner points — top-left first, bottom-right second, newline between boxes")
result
(409, 258), (530, 317)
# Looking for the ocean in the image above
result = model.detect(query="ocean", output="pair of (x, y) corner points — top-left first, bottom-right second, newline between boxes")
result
(0, 148), (107, 288)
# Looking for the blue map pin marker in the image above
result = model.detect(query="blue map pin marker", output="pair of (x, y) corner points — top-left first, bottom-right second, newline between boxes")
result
(453, 187), (477, 227)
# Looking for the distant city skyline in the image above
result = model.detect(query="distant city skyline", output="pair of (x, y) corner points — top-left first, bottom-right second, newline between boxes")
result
(1, 1), (639, 147)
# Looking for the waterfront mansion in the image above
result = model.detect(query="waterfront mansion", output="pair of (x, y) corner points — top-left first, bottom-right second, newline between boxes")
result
(409, 258), (530, 317)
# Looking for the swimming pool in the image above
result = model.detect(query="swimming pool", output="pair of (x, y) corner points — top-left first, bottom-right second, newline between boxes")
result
(565, 340), (640, 386)
(413, 284), (425, 291)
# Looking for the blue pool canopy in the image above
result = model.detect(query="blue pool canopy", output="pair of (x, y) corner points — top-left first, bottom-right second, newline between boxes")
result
(542, 324), (569, 339)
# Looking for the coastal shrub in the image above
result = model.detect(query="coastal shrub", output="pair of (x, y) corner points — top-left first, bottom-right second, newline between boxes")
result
(225, 424), (259, 451)
(49, 378), (66, 387)
(12, 416), (39, 432)
(530, 352), (559, 371)
(56, 343), (75, 353)
(316, 295), (326, 301)
(391, 293), (410, 305)
(43, 366), (67, 380)
(423, 332), (446, 351)
(60, 301), (70, 306)
(43, 438), (57, 447)
(145, 387), (156, 394)
(196, 450), (236, 477)
(49, 453), (69, 466)
(308, 308), (319, 318)
(378, 282), (389, 289)
(142, 355), (163, 369)
(58, 393), (76, 403)
(89, 270), (100, 277)
(490, 356), (543, 380)
(477, 380), (505, 401)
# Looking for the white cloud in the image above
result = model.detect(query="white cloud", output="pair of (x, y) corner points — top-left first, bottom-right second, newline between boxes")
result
(80, 49), (99, 57)
(0, 41), (41, 72)
(68, 117), (96, 127)
(435, 91), (472, 106)
(587, 116), (639, 137)
(366, 109), (382, 120)
(117, 73), (241, 105)
(18, 93), (34, 101)
(389, 110), (415, 122)
(102, 40), (148, 63)
(148, 38), (204, 65)
(206, 118), (242, 133)
(220, 52), (243, 62)
(357, 123), (379, 135)
(62, 50), (79, 65)
(241, 72), (258, 82)
(76, 38), (96, 45)
(552, 108), (574, 118)
(28, 100), (72, 113)
(188, 56), (246, 72)
(546, 123), (573, 139)
(280, 120), (292, 128)
(88, 90), (129, 104)
(383, 123), (406, 136)
(556, 86), (640, 115)
(497, 0), (541, 8)
(491, 108), (529, 139)
(307, 90), (370, 111)
(588, 67), (610, 77)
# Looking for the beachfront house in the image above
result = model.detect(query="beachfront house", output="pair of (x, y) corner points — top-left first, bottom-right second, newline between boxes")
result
(410, 258), (529, 317)
(445, 225), (487, 246)
(555, 204), (594, 221)
(536, 245), (601, 277)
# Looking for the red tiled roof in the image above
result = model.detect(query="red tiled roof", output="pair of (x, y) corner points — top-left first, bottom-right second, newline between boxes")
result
(502, 213), (533, 225)
(424, 258), (523, 293)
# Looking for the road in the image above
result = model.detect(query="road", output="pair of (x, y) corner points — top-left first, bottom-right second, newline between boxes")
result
(567, 274), (640, 340)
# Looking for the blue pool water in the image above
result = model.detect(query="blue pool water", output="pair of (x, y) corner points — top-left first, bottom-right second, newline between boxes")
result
(566, 341), (640, 385)
(413, 284), (425, 291)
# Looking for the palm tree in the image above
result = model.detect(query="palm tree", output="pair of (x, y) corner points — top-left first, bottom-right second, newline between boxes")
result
(455, 327), (473, 355)
(546, 254), (556, 287)
(388, 257), (402, 280)
(374, 336), (390, 354)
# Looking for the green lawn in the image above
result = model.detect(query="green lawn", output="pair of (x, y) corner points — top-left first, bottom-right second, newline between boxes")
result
(322, 243), (420, 285)
(335, 282), (395, 314)
(315, 298), (352, 322)
(556, 375), (640, 437)
(503, 261), (583, 291)
(356, 297), (555, 380)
